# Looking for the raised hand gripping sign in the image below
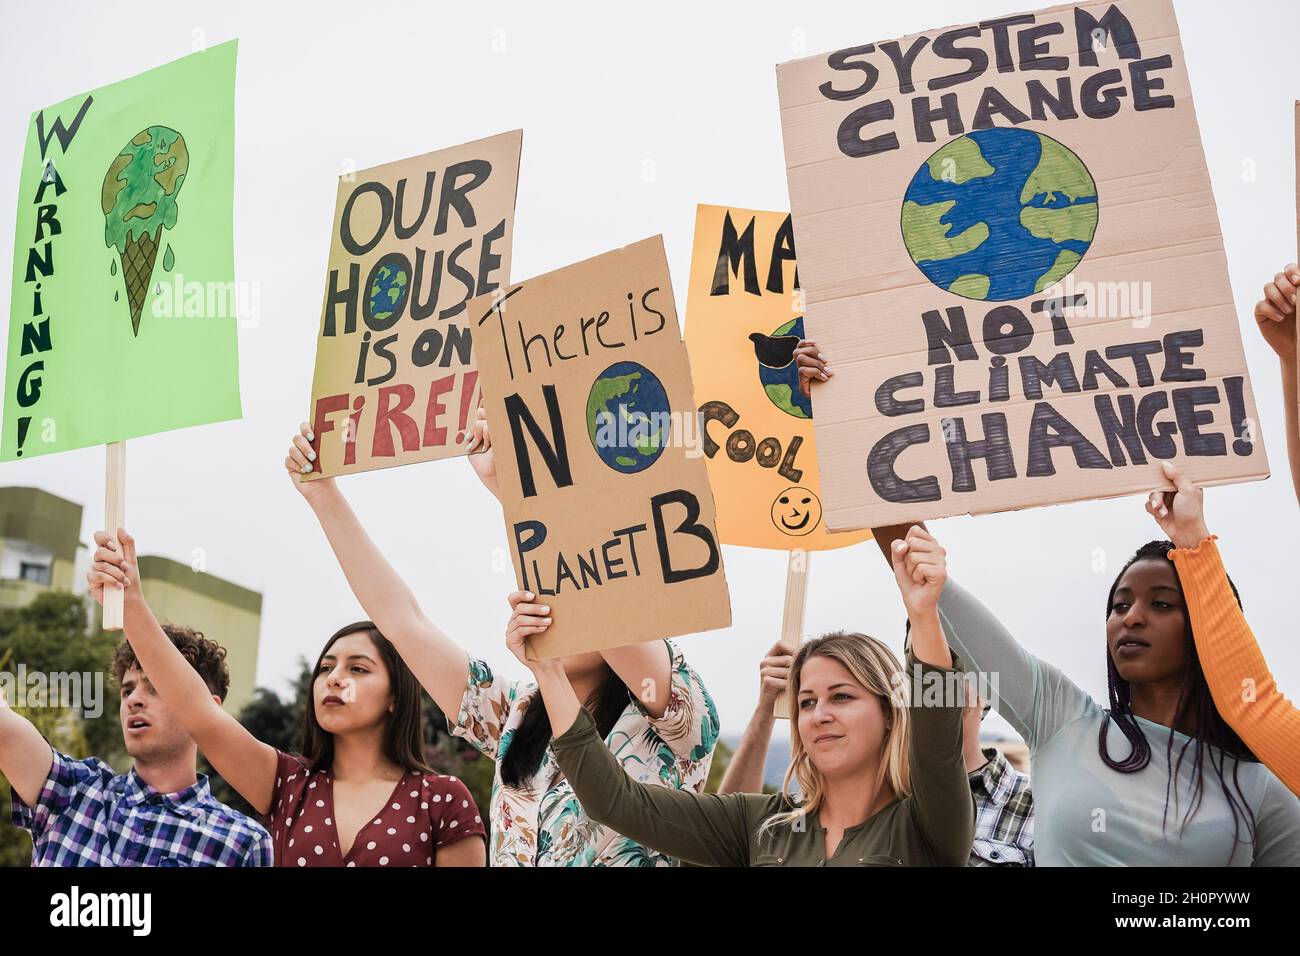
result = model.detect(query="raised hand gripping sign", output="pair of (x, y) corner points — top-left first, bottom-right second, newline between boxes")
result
(305, 130), (521, 479)
(469, 237), (731, 658)
(776, 0), (1267, 529)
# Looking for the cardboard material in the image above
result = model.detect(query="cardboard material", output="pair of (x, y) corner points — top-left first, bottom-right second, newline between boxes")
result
(685, 204), (872, 549)
(1295, 101), (1299, 432)
(305, 130), (521, 478)
(468, 236), (731, 658)
(3, 42), (241, 460)
(776, 0), (1267, 529)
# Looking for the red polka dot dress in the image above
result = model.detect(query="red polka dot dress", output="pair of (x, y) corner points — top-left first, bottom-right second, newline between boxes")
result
(264, 752), (484, 867)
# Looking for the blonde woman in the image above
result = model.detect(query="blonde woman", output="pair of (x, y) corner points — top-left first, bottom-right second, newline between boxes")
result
(503, 525), (974, 866)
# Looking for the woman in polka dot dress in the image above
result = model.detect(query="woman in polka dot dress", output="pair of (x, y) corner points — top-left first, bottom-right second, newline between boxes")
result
(263, 621), (486, 867)
(286, 418), (720, 866)
(74, 526), (486, 867)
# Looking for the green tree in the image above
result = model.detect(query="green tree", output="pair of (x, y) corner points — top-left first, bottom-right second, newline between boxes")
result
(0, 592), (119, 867)
(704, 738), (734, 794)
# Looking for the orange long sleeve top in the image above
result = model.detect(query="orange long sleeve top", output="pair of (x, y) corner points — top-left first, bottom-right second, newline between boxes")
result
(1169, 536), (1300, 797)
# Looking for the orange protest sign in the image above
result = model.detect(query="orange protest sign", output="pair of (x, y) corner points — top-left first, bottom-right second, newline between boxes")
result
(684, 204), (872, 550)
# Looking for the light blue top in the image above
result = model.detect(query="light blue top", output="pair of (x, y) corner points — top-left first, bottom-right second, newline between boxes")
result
(937, 579), (1300, 866)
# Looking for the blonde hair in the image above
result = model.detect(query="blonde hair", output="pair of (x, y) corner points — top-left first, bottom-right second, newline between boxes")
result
(760, 632), (911, 840)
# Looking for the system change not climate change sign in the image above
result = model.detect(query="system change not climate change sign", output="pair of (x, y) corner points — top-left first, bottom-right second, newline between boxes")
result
(776, 0), (1267, 529)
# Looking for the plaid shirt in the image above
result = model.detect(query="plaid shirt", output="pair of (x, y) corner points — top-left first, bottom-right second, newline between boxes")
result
(968, 747), (1034, 867)
(10, 748), (273, 867)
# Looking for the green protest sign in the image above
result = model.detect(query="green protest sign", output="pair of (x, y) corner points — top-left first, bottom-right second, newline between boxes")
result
(3, 40), (241, 461)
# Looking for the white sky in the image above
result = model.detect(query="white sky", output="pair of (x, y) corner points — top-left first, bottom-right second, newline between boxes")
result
(1, 0), (1296, 743)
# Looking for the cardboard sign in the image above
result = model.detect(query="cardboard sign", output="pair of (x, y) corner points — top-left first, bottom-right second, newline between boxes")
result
(684, 204), (872, 549)
(3, 42), (241, 461)
(469, 237), (731, 658)
(776, 0), (1267, 529)
(305, 130), (521, 478)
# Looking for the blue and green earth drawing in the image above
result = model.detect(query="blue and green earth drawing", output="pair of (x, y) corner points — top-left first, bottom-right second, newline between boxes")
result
(368, 259), (410, 321)
(586, 361), (671, 474)
(759, 316), (813, 420)
(901, 128), (1098, 301)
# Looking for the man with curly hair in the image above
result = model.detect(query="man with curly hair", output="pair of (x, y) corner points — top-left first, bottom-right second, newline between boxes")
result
(0, 623), (272, 866)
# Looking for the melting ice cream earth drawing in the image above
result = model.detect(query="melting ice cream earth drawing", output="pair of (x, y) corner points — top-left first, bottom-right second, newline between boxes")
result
(101, 126), (188, 335)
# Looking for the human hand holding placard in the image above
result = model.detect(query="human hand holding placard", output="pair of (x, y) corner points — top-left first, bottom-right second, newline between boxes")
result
(891, 526), (947, 619)
(86, 529), (139, 608)
(1146, 461), (1210, 551)
(758, 639), (796, 711)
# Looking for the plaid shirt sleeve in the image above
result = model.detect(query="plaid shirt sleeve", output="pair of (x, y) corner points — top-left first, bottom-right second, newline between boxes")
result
(239, 823), (275, 867)
(968, 751), (1035, 867)
(10, 747), (114, 839)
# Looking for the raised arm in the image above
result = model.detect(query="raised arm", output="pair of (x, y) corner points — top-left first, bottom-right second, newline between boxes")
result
(0, 684), (55, 807)
(1253, 265), (1299, 507)
(902, 523), (1092, 751)
(718, 641), (793, 794)
(88, 530), (279, 814)
(889, 525), (952, 669)
(1149, 462), (1300, 797)
(599, 642), (672, 720)
(890, 527), (975, 864)
(287, 423), (469, 718)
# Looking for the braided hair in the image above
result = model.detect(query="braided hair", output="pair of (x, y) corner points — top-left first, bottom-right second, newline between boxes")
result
(1100, 540), (1257, 858)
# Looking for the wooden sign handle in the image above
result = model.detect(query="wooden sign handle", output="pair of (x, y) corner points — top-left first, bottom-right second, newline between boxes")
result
(102, 441), (126, 631)
(1294, 103), (1299, 435)
(772, 550), (810, 719)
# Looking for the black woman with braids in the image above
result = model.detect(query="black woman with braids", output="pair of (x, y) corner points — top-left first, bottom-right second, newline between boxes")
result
(795, 345), (1300, 865)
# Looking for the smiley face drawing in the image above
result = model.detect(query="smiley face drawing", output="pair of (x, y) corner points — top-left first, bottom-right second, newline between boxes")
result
(771, 486), (822, 537)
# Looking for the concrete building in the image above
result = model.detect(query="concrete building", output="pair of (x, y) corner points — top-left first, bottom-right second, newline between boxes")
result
(136, 556), (262, 715)
(0, 488), (82, 610)
(0, 486), (262, 714)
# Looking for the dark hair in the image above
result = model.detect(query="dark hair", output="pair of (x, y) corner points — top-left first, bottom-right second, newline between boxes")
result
(500, 662), (630, 789)
(301, 622), (432, 776)
(112, 624), (230, 700)
(1101, 540), (1257, 855)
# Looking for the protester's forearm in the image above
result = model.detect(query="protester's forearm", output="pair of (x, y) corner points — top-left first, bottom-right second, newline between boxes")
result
(531, 662), (583, 736)
(717, 706), (776, 794)
(907, 657), (975, 866)
(550, 708), (752, 867)
(121, 587), (277, 812)
(122, 589), (225, 732)
(1171, 537), (1300, 796)
(309, 484), (427, 634)
(908, 607), (953, 669)
(600, 642), (671, 719)
(307, 484), (470, 715)
(1281, 352), (1300, 507)
(0, 707), (54, 807)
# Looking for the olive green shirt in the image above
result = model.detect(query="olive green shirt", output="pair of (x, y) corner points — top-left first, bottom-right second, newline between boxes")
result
(551, 656), (974, 866)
